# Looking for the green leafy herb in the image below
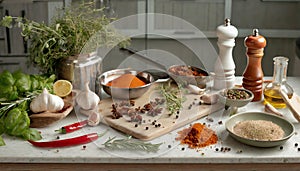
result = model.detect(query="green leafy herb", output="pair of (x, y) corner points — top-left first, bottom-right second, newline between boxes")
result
(159, 81), (185, 115)
(102, 136), (162, 153)
(0, 2), (130, 75)
(0, 70), (55, 145)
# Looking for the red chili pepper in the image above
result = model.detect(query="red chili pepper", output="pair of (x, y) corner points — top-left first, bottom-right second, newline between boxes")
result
(55, 120), (88, 134)
(28, 133), (101, 148)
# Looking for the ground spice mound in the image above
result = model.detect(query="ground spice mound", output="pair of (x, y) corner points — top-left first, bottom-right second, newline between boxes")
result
(233, 120), (284, 141)
(107, 73), (145, 88)
(176, 123), (218, 149)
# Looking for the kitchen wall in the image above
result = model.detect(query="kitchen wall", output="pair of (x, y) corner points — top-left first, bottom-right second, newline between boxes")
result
(103, 0), (300, 76)
(1, 0), (299, 76)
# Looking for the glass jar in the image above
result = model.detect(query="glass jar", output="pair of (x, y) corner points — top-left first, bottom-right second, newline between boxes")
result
(73, 52), (102, 97)
(263, 56), (293, 108)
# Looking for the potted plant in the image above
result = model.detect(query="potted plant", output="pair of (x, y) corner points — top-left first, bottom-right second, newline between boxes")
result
(0, 2), (130, 79)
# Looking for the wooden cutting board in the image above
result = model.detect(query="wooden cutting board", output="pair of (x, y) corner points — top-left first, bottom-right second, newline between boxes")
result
(98, 83), (223, 140)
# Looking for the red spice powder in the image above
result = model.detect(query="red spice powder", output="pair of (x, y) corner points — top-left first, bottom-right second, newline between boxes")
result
(176, 123), (218, 149)
(107, 73), (145, 88)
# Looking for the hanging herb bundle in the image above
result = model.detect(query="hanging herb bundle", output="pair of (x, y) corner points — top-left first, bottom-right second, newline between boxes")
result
(0, 2), (130, 75)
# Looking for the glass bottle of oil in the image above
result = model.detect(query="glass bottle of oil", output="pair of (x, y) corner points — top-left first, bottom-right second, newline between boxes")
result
(263, 56), (293, 108)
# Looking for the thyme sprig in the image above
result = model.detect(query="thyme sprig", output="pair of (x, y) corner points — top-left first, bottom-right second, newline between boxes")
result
(102, 136), (162, 153)
(159, 81), (185, 115)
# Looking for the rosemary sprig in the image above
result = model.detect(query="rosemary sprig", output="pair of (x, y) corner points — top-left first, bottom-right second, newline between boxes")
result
(102, 136), (162, 153)
(159, 81), (185, 115)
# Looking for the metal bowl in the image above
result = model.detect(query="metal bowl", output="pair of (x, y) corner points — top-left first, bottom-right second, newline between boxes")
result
(99, 68), (155, 99)
(167, 65), (211, 89)
(219, 88), (254, 110)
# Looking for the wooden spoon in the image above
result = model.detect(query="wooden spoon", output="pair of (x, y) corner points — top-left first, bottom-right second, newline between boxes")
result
(280, 90), (300, 122)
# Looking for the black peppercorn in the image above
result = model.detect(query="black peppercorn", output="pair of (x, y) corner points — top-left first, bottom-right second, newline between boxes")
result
(181, 147), (185, 151)
(168, 145), (172, 148)
(295, 143), (298, 147)
(145, 127), (149, 130)
(135, 124), (138, 127)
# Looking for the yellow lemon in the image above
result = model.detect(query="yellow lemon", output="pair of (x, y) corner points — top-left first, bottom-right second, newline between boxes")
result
(53, 80), (73, 97)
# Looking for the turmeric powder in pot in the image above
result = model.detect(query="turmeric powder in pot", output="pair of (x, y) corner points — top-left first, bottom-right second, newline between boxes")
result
(107, 74), (146, 88)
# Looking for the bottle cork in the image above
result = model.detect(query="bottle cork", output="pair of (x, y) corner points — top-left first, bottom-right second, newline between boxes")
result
(242, 29), (267, 101)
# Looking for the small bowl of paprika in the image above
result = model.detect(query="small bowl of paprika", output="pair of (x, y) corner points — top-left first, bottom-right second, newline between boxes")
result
(99, 68), (155, 99)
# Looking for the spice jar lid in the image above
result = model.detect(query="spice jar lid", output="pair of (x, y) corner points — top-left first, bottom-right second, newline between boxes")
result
(216, 18), (238, 39)
(244, 29), (267, 49)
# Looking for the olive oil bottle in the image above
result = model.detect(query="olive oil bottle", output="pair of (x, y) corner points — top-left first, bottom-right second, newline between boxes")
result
(263, 56), (293, 108)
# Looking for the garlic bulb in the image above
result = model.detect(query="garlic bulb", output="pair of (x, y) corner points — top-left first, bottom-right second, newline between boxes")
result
(30, 88), (64, 113)
(76, 82), (100, 110)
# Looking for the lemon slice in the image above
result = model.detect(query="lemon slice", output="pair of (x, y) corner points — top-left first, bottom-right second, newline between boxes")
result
(53, 80), (73, 97)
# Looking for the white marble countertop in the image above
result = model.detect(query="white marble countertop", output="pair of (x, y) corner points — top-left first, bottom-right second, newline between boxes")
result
(1, 77), (300, 164)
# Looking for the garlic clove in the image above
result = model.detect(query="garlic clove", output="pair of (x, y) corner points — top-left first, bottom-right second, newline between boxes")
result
(87, 110), (102, 126)
(200, 93), (219, 105)
(187, 84), (206, 95)
(264, 103), (284, 117)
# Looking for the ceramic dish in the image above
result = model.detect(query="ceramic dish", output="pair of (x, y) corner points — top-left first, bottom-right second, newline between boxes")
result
(225, 112), (295, 147)
(219, 88), (254, 110)
(99, 68), (155, 99)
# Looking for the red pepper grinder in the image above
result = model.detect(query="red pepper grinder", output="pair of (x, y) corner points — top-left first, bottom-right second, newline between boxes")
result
(242, 29), (267, 101)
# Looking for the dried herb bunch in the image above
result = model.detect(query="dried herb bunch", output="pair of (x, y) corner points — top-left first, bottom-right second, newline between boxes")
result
(0, 2), (130, 75)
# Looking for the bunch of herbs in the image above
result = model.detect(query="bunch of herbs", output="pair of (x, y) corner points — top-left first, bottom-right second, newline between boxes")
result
(0, 2), (130, 75)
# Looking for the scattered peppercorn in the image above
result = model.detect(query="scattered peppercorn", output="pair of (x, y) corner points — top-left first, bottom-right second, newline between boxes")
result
(280, 146), (283, 150)
(158, 123), (161, 127)
(298, 148), (300, 151)
(82, 145), (86, 150)
(181, 147), (185, 151)
(218, 121), (223, 125)
(56, 136), (60, 139)
(135, 124), (138, 127)
(145, 127), (149, 130)
(168, 145), (172, 148)
(236, 149), (243, 153)
(215, 148), (219, 152)
(176, 115), (179, 119)
(295, 143), (298, 147)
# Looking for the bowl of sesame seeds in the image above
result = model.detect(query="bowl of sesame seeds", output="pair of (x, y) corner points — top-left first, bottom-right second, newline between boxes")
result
(225, 112), (295, 147)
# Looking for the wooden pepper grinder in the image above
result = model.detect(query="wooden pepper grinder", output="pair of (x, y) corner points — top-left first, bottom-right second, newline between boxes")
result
(214, 18), (238, 90)
(242, 29), (267, 101)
